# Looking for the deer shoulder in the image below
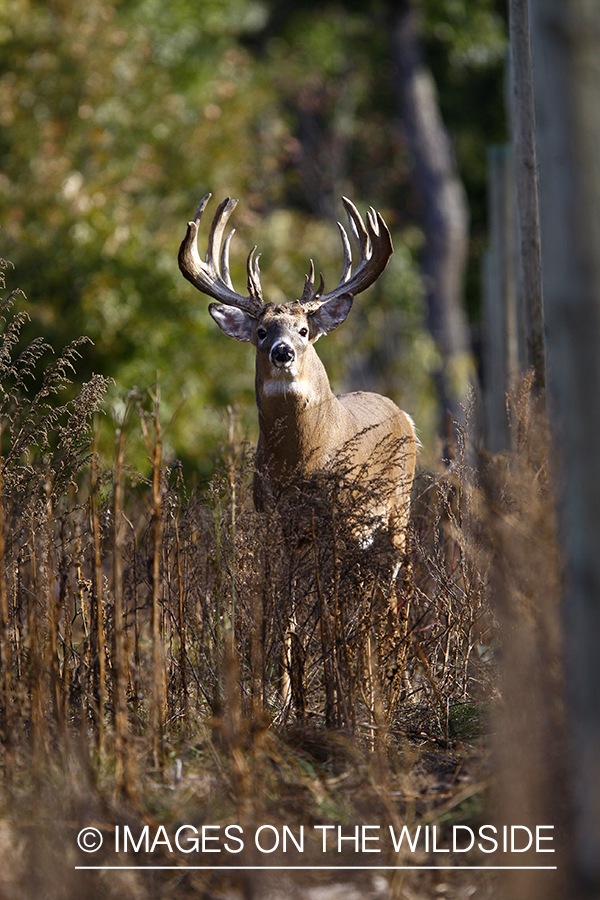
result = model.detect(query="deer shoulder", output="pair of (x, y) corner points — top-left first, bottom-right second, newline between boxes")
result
(178, 194), (417, 553)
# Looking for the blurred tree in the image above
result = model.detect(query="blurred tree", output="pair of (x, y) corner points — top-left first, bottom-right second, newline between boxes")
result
(393, 0), (472, 445)
(530, 0), (600, 894)
(1, 0), (286, 470)
(0, 0), (505, 473)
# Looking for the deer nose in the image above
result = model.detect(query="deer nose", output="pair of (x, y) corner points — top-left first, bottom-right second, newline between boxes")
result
(271, 342), (295, 366)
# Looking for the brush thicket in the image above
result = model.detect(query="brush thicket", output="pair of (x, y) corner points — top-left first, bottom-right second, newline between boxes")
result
(0, 260), (567, 900)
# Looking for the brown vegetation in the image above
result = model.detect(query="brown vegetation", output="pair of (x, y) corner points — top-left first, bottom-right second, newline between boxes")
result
(0, 264), (566, 899)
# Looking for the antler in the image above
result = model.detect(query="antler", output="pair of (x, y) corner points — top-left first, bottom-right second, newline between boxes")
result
(299, 197), (393, 310)
(178, 193), (265, 316)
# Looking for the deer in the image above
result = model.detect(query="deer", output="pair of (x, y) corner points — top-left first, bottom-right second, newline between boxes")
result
(178, 194), (417, 573)
(178, 193), (418, 719)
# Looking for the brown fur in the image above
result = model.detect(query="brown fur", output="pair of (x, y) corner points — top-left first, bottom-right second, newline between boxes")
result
(210, 300), (417, 557)
(179, 195), (418, 559)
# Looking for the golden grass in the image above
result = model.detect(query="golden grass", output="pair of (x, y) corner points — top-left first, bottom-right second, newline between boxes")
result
(0, 266), (569, 898)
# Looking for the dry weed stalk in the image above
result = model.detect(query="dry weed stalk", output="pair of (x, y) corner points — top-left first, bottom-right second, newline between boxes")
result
(90, 421), (106, 753)
(0, 421), (11, 749)
(139, 384), (167, 771)
(0, 258), (528, 900)
(0, 372), (492, 769)
(112, 418), (130, 793)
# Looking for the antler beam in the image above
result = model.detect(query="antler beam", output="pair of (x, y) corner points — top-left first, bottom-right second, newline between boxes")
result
(178, 193), (265, 316)
(299, 197), (393, 310)
(180, 194), (393, 316)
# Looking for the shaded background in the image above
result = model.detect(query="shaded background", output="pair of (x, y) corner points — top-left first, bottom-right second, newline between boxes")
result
(0, 0), (506, 473)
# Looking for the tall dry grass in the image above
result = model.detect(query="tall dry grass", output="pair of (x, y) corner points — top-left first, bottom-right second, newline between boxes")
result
(0, 260), (569, 899)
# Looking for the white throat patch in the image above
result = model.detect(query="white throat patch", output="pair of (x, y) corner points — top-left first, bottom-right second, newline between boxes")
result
(262, 368), (311, 398)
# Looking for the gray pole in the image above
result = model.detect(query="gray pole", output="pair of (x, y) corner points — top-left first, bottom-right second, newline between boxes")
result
(530, 1), (600, 893)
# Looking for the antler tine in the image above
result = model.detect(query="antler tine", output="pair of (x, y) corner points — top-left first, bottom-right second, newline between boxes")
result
(300, 260), (325, 303)
(178, 194), (265, 315)
(336, 221), (353, 286)
(247, 247), (263, 302)
(206, 197), (237, 276)
(220, 228), (236, 290)
(301, 259), (316, 301)
(298, 198), (393, 310)
(342, 197), (369, 259)
(366, 206), (381, 236)
(193, 192), (212, 226)
(322, 197), (393, 301)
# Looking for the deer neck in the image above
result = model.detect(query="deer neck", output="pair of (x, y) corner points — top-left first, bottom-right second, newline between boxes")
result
(255, 346), (341, 477)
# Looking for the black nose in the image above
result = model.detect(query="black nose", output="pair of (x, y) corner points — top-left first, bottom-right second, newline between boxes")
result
(271, 343), (295, 364)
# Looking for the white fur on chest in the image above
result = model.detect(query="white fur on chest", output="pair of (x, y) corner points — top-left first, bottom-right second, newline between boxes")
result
(261, 370), (311, 398)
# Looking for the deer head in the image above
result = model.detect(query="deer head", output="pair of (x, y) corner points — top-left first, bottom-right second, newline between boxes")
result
(177, 194), (393, 389)
(178, 193), (414, 534)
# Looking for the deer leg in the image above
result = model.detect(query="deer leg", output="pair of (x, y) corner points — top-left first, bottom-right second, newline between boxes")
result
(280, 591), (293, 716)
(281, 614), (306, 721)
(281, 567), (307, 721)
(288, 625), (306, 722)
(281, 634), (291, 714)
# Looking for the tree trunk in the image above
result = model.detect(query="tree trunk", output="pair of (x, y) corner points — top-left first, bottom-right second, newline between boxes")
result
(391, 0), (473, 449)
(530, 0), (600, 895)
(482, 144), (517, 452)
(508, 0), (546, 397)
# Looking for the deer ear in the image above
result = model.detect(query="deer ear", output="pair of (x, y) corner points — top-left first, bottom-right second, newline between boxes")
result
(209, 303), (254, 342)
(308, 295), (353, 339)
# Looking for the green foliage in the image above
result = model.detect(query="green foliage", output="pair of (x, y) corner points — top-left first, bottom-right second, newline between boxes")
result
(0, 0), (506, 473)
(448, 701), (485, 740)
(1, 0), (275, 472)
(0, 255), (111, 508)
(421, 0), (507, 318)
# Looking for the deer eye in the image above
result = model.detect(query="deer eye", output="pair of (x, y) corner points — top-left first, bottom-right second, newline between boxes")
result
(299, 327), (308, 338)
(257, 327), (267, 340)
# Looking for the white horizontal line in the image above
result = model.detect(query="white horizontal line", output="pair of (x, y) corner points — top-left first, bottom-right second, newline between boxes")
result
(75, 865), (558, 871)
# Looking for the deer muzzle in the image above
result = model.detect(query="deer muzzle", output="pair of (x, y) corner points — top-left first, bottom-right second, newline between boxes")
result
(270, 342), (296, 368)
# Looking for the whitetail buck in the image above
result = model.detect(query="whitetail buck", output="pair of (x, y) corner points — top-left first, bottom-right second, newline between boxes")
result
(178, 193), (417, 580)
